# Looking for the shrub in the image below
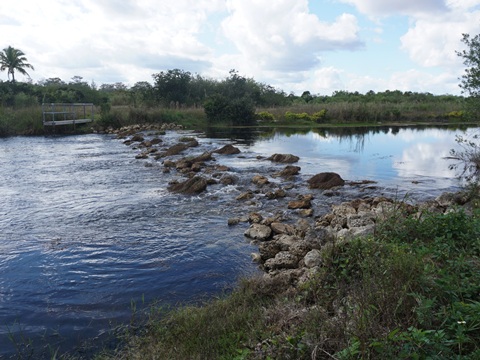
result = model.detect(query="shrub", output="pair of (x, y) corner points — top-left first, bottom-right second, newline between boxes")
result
(255, 111), (275, 121)
(204, 95), (256, 126)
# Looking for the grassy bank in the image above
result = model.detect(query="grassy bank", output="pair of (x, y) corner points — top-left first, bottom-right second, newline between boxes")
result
(97, 201), (480, 360)
(0, 99), (473, 137)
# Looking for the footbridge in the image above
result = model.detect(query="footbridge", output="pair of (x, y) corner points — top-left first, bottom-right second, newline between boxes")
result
(42, 103), (94, 128)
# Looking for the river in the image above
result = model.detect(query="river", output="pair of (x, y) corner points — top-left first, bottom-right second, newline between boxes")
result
(0, 125), (473, 358)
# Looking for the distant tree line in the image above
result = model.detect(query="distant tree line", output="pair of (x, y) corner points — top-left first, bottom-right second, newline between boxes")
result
(0, 68), (466, 124)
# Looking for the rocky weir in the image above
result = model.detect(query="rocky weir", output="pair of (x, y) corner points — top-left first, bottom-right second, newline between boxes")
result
(112, 124), (472, 289)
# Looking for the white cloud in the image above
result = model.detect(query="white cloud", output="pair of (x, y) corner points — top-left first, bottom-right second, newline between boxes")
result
(400, 9), (480, 68)
(339, 0), (447, 16)
(221, 0), (362, 73)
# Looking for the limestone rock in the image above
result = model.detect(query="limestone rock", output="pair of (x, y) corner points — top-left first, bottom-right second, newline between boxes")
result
(304, 249), (322, 268)
(214, 144), (241, 155)
(308, 172), (345, 189)
(267, 153), (300, 163)
(264, 252), (299, 271)
(252, 175), (270, 186)
(167, 176), (208, 195)
(244, 223), (272, 241)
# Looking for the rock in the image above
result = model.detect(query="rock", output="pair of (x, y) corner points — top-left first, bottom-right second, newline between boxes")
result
(163, 143), (189, 156)
(244, 223), (272, 241)
(220, 174), (238, 185)
(135, 152), (148, 159)
(236, 191), (254, 201)
(278, 165), (301, 177)
(264, 252), (299, 271)
(270, 222), (296, 235)
(265, 189), (287, 199)
(249, 212), (263, 223)
(304, 249), (322, 268)
(214, 144), (241, 155)
(191, 152), (213, 163)
(275, 234), (297, 250)
(267, 153), (300, 163)
(308, 172), (345, 189)
(131, 134), (144, 142)
(150, 138), (162, 145)
(167, 176), (208, 195)
(252, 175), (270, 186)
(288, 199), (311, 209)
(258, 241), (282, 260)
(175, 159), (193, 170)
(299, 209), (314, 217)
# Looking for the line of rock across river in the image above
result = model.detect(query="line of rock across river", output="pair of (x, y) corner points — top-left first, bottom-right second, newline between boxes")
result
(112, 125), (474, 289)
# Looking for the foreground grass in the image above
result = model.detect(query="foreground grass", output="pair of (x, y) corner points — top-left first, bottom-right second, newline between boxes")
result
(96, 203), (480, 360)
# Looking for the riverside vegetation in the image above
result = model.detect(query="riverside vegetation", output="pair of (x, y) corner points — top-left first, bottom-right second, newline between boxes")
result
(0, 68), (472, 137)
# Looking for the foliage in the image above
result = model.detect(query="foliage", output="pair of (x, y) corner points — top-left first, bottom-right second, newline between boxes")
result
(457, 33), (480, 98)
(203, 71), (257, 126)
(449, 131), (480, 183)
(0, 46), (34, 82)
(255, 111), (275, 121)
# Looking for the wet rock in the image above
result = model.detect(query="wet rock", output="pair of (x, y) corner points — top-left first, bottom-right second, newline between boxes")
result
(191, 152), (213, 163)
(288, 199), (311, 209)
(131, 134), (145, 142)
(220, 174), (238, 185)
(249, 212), (263, 223)
(167, 176), (208, 195)
(308, 172), (345, 190)
(135, 152), (148, 159)
(236, 191), (254, 201)
(164, 143), (189, 156)
(265, 189), (287, 200)
(244, 223), (272, 241)
(277, 165), (301, 177)
(150, 138), (163, 145)
(252, 175), (270, 186)
(214, 144), (241, 155)
(267, 153), (300, 163)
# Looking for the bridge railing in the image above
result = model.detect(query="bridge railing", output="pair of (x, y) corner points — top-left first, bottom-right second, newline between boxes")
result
(42, 103), (95, 126)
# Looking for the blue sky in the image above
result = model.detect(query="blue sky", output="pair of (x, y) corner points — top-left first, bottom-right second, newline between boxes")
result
(1, 0), (479, 95)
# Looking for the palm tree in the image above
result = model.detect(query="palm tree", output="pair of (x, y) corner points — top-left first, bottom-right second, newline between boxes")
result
(0, 46), (34, 82)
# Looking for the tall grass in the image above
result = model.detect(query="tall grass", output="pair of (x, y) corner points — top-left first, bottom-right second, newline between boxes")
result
(259, 100), (466, 124)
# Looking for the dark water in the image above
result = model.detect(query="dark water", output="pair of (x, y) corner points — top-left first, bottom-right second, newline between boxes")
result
(0, 125), (473, 357)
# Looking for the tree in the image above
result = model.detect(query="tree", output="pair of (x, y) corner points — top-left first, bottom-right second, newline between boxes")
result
(152, 69), (192, 106)
(0, 46), (34, 82)
(457, 33), (480, 97)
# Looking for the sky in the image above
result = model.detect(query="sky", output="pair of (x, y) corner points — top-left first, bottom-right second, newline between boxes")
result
(1, 0), (480, 96)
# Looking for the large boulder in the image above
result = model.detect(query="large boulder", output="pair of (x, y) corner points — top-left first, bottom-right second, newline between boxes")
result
(264, 251), (299, 271)
(267, 153), (300, 163)
(168, 176), (208, 195)
(308, 172), (345, 190)
(214, 144), (241, 155)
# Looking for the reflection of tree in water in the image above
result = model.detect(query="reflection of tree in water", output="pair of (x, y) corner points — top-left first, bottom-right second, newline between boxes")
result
(205, 124), (471, 150)
(204, 126), (268, 145)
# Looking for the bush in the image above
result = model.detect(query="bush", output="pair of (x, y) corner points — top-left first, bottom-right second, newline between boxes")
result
(255, 111), (275, 121)
(204, 94), (256, 126)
